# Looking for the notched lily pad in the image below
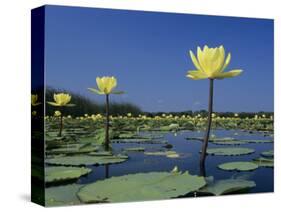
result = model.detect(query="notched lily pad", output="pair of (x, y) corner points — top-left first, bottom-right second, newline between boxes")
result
(144, 151), (180, 158)
(261, 150), (274, 157)
(46, 154), (128, 166)
(218, 162), (258, 171)
(45, 184), (83, 206)
(206, 147), (255, 156)
(123, 147), (145, 152)
(45, 166), (91, 183)
(199, 178), (256, 195)
(253, 157), (274, 168)
(77, 170), (206, 203)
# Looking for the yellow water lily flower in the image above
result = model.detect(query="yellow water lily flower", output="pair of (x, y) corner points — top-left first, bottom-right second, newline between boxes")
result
(31, 94), (41, 106)
(187, 45), (242, 80)
(88, 76), (124, 95)
(47, 93), (75, 107)
(54, 110), (61, 117)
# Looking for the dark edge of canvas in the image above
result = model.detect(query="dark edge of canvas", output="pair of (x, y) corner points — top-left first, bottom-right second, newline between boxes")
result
(31, 6), (46, 206)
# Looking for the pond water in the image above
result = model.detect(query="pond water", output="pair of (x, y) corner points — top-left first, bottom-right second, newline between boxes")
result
(75, 129), (273, 194)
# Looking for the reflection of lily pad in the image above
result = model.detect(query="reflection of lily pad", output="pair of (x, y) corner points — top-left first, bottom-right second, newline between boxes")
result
(206, 148), (255, 156)
(45, 166), (91, 183)
(77, 170), (206, 203)
(123, 147), (145, 152)
(261, 150), (274, 157)
(45, 184), (82, 206)
(145, 151), (180, 158)
(253, 157), (274, 168)
(199, 178), (256, 195)
(46, 155), (128, 166)
(218, 162), (258, 171)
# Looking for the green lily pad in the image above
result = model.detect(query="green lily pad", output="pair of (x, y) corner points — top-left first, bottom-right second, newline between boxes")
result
(199, 178), (256, 195)
(45, 166), (91, 183)
(206, 148), (255, 156)
(261, 150), (274, 157)
(112, 138), (167, 144)
(88, 151), (113, 156)
(47, 144), (99, 155)
(212, 140), (246, 145)
(77, 170), (206, 203)
(45, 184), (82, 206)
(238, 140), (273, 144)
(123, 147), (145, 152)
(46, 155), (128, 166)
(218, 162), (258, 171)
(253, 157), (274, 168)
(186, 137), (235, 142)
(144, 151), (180, 158)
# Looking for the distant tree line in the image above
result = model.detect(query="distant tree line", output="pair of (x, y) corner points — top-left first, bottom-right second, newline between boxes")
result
(45, 87), (273, 118)
(45, 87), (142, 117)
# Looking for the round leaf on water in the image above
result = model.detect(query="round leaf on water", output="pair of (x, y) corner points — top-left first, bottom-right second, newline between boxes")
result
(45, 166), (91, 183)
(123, 147), (145, 152)
(45, 184), (83, 206)
(218, 162), (258, 171)
(77, 171), (206, 203)
(199, 178), (256, 196)
(261, 150), (274, 157)
(253, 157), (274, 168)
(206, 148), (255, 156)
(145, 151), (180, 158)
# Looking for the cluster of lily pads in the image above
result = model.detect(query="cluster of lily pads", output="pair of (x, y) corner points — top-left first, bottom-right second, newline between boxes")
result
(39, 115), (274, 206)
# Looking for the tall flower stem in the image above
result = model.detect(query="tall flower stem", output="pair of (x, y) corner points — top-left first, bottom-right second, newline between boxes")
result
(59, 112), (63, 137)
(105, 94), (110, 151)
(200, 79), (214, 176)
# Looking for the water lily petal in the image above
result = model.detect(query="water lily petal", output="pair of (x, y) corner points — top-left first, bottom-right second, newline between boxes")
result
(189, 50), (202, 70)
(186, 70), (208, 80)
(88, 88), (104, 95)
(221, 53), (231, 72)
(47, 102), (60, 106)
(214, 69), (243, 79)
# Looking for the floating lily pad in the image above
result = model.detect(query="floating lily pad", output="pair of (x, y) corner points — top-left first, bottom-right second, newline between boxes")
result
(47, 144), (99, 155)
(261, 150), (274, 157)
(206, 148), (255, 156)
(123, 147), (145, 152)
(77, 170), (206, 203)
(88, 151), (113, 156)
(186, 137), (235, 142)
(199, 178), (256, 195)
(46, 155), (128, 166)
(253, 157), (274, 168)
(112, 138), (167, 144)
(218, 162), (258, 171)
(45, 184), (82, 206)
(238, 140), (273, 144)
(212, 140), (246, 145)
(145, 151), (180, 158)
(45, 166), (91, 183)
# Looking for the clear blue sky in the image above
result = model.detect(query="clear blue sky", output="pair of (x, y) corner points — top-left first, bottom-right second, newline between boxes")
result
(45, 5), (274, 113)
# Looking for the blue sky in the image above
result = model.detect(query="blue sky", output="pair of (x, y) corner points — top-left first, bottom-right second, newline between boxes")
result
(45, 5), (274, 112)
